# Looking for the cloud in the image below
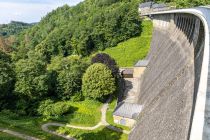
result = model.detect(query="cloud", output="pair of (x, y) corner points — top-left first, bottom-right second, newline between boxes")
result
(0, 0), (83, 24)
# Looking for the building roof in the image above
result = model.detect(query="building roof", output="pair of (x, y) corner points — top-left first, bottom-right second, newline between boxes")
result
(152, 3), (167, 9)
(113, 102), (142, 119)
(139, 2), (154, 8)
(134, 60), (149, 67)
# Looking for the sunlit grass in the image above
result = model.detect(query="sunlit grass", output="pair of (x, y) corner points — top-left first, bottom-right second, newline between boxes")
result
(0, 99), (102, 139)
(49, 126), (128, 140)
(54, 100), (102, 126)
(103, 20), (153, 67)
(0, 113), (64, 140)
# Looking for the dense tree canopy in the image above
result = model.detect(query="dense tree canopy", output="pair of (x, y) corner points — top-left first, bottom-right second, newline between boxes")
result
(14, 57), (50, 100)
(49, 56), (89, 100)
(0, 51), (11, 62)
(0, 61), (15, 98)
(0, 51), (15, 109)
(0, 21), (33, 37)
(13, 0), (142, 59)
(82, 63), (116, 99)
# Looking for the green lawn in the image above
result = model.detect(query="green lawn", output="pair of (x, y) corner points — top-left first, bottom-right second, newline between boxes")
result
(106, 99), (130, 131)
(54, 100), (102, 126)
(0, 132), (22, 140)
(50, 126), (128, 140)
(0, 100), (102, 139)
(0, 113), (64, 140)
(0, 97), (128, 140)
(103, 20), (153, 67)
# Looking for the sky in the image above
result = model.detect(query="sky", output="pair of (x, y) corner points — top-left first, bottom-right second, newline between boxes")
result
(0, 0), (84, 24)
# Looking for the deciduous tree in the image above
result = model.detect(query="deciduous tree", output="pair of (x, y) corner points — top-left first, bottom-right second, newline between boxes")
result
(82, 63), (116, 99)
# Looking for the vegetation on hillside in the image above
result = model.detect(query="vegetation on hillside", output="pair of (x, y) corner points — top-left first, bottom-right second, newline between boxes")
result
(0, 0), (143, 117)
(104, 20), (153, 67)
(14, 0), (142, 60)
(0, 132), (22, 140)
(50, 126), (128, 140)
(1, 0), (208, 139)
(0, 99), (102, 139)
(0, 21), (33, 37)
(0, 21), (33, 53)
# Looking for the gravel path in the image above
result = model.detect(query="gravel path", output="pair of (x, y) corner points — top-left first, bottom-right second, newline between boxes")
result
(41, 97), (130, 139)
(0, 97), (130, 140)
(0, 128), (40, 140)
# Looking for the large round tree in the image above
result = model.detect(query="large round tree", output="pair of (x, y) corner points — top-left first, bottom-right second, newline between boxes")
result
(82, 63), (116, 99)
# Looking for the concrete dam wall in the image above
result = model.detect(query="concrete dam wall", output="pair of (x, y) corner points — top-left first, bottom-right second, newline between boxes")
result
(129, 7), (210, 140)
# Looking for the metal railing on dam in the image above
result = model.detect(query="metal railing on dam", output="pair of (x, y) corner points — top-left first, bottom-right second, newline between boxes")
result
(129, 6), (210, 140)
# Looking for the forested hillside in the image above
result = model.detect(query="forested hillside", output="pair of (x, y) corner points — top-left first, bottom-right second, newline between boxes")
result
(0, 0), (208, 116)
(14, 0), (142, 61)
(0, 21), (33, 53)
(0, 21), (33, 37)
(0, 0), (143, 116)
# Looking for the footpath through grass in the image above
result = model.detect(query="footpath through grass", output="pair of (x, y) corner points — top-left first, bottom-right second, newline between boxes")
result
(47, 97), (129, 140)
(0, 132), (22, 140)
(0, 99), (102, 139)
(103, 20), (153, 67)
(0, 113), (64, 140)
(50, 126), (128, 140)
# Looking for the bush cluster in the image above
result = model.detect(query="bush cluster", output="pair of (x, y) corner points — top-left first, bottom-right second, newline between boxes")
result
(38, 100), (71, 119)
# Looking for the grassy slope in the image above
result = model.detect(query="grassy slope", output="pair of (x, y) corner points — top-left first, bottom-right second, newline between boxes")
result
(0, 100), (127, 140)
(103, 20), (153, 67)
(54, 100), (102, 126)
(0, 114), (64, 140)
(0, 132), (22, 140)
(50, 126), (128, 140)
(0, 100), (102, 139)
(47, 98), (129, 140)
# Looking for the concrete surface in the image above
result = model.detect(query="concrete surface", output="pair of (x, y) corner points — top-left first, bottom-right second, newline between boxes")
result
(129, 7), (210, 140)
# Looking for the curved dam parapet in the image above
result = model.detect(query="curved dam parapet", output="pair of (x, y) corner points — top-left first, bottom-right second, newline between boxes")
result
(129, 7), (210, 140)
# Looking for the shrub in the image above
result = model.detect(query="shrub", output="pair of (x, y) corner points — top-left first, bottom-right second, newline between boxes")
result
(38, 99), (71, 119)
(0, 109), (19, 119)
(82, 63), (116, 99)
(91, 53), (119, 77)
(70, 92), (84, 102)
